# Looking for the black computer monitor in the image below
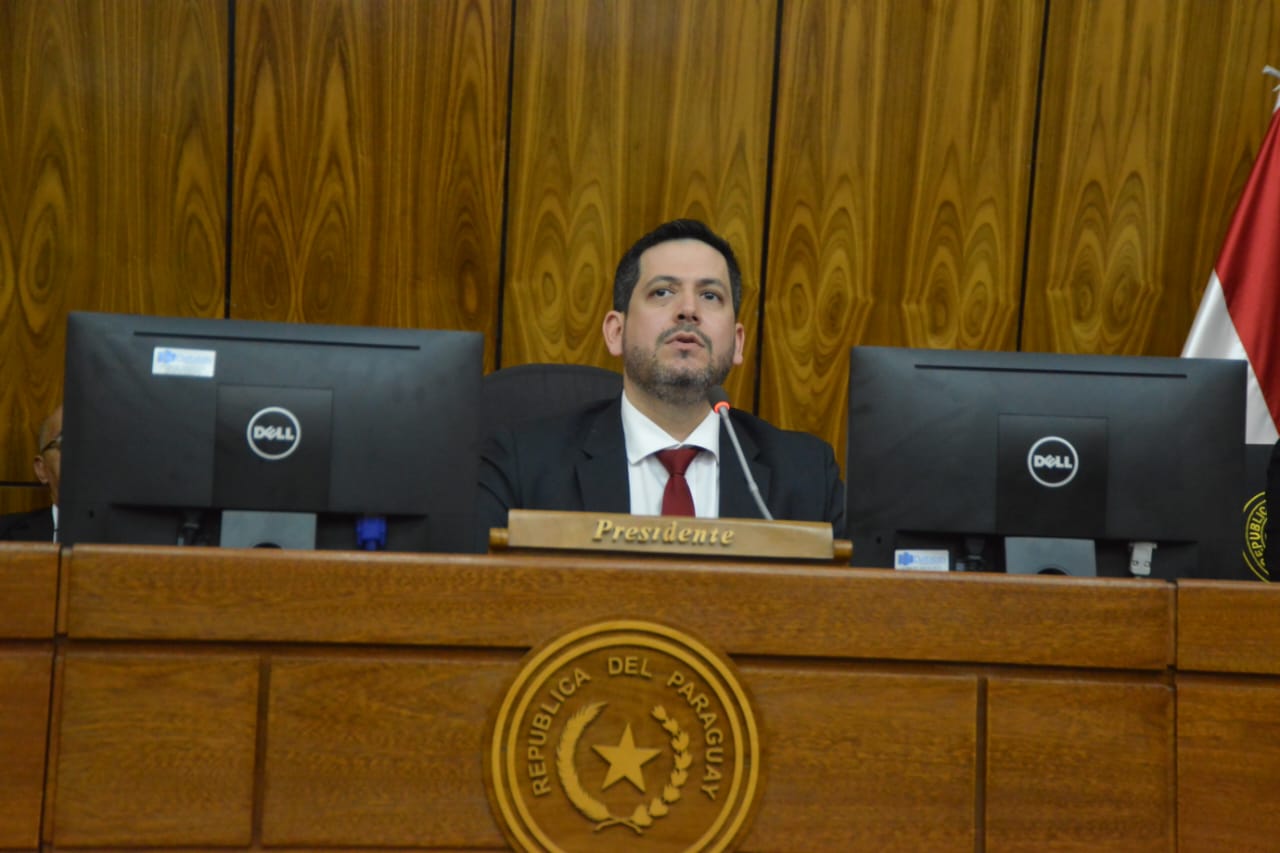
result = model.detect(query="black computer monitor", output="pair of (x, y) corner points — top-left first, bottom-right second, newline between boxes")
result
(60, 311), (483, 552)
(846, 346), (1246, 579)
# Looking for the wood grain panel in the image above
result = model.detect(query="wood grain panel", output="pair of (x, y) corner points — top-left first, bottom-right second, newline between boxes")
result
(0, 484), (49, 518)
(0, 0), (227, 482)
(986, 678), (1173, 851)
(232, 0), (509, 365)
(262, 659), (979, 851)
(0, 651), (53, 849)
(0, 542), (58, 639)
(262, 655), (514, 846)
(741, 667), (976, 851)
(503, 0), (776, 409)
(51, 652), (258, 847)
(63, 545), (1172, 670)
(1024, 0), (1280, 355)
(1177, 676), (1280, 852)
(764, 0), (1043, 452)
(1177, 580), (1280, 675)
(1157, 2), (1280, 355)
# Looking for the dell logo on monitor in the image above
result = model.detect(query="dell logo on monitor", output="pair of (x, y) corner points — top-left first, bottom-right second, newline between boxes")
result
(246, 406), (301, 461)
(1027, 436), (1079, 488)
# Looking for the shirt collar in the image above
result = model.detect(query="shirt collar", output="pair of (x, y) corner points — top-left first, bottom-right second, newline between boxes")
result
(620, 391), (721, 464)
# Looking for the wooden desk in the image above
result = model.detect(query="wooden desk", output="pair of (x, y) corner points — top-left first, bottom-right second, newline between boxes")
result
(0, 543), (58, 852)
(1176, 581), (1280, 852)
(1, 544), (1275, 851)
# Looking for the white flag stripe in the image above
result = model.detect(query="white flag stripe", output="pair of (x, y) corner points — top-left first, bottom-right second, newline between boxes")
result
(1183, 271), (1278, 445)
(1182, 270), (1245, 360)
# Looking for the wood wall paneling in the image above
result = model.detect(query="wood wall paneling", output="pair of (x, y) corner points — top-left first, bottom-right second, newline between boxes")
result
(1156, 1), (1280, 356)
(764, 0), (1043, 458)
(50, 652), (259, 847)
(4, 1), (1280, 491)
(231, 0), (510, 367)
(1023, 0), (1280, 356)
(0, 486), (49, 518)
(0, 0), (227, 483)
(503, 0), (777, 409)
(986, 677), (1174, 851)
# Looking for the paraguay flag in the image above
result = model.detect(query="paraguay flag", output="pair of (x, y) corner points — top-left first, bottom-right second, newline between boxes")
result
(1182, 68), (1280, 445)
(1183, 68), (1280, 581)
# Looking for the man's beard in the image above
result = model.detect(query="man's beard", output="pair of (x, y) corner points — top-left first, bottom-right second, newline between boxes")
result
(623, 325), (733, 406)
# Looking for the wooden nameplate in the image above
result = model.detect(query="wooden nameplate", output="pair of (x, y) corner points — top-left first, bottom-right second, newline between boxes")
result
(490, 509), (853, 563)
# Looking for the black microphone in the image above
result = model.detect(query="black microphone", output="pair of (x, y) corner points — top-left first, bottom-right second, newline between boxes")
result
(708, 386), (774, 521)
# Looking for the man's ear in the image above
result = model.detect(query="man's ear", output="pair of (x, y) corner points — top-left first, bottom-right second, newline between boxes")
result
(33, 454), (49, 486)
(603, 310), (625, 357)
(732, 322), (745, 365)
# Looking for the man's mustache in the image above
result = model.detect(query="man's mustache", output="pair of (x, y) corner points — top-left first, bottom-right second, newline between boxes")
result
(659, 324), (712, 349)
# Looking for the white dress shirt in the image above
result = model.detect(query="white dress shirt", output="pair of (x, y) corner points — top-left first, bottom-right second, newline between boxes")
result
(620, 391), (722, 517)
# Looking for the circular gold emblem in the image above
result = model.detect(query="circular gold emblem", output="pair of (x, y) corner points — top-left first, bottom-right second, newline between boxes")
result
(1242, 490), (1270, 582)
(487, 620), (761, 852)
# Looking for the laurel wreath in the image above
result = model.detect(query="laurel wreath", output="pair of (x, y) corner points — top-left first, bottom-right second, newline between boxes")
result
(556, 702), (692, 834)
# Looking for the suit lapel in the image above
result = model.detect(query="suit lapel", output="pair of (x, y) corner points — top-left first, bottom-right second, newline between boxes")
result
(7, 508), (54, 542)
(577, 399), (631, 514)
(718, 416), (771, 520)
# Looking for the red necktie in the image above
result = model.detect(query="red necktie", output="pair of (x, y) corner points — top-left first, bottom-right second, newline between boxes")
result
(656, 447), (700, 516)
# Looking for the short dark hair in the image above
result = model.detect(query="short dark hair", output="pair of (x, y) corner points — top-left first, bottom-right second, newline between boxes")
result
(612, 219), (743, 315)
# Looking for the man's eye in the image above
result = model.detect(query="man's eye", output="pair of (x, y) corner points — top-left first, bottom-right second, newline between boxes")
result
(652, 287), (673, 298)
(700, 290), (723, 302)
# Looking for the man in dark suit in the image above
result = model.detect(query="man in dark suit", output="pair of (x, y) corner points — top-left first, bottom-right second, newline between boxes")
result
(1266, 439), (1280, 580)
(0, 405), (61, 542)
(476, 219), (844, 543)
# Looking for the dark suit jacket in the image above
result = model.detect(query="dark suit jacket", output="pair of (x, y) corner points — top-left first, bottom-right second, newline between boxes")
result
(476, 397), (845, 549)
(0, 507), (55, 542)
(1267, 439), (1280, 575)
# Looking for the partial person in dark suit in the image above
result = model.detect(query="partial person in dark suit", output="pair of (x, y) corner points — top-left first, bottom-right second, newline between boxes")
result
(0, 405), (62, 542)
(1266, 438), (1280, 579)
(476, 219), (844, 546)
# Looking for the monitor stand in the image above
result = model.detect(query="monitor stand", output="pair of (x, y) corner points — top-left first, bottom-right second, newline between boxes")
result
(220, 510), (317, 549)
(1004, 536), (1097, 577)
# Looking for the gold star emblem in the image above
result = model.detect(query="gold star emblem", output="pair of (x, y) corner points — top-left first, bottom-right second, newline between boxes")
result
(592, 723), (661, 792)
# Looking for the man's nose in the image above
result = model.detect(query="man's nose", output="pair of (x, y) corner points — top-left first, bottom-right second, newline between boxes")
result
(674, 290), (700, 322)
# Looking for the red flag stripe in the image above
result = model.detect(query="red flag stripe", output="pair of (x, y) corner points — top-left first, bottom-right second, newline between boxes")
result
(1218, 108), (1280, 428)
